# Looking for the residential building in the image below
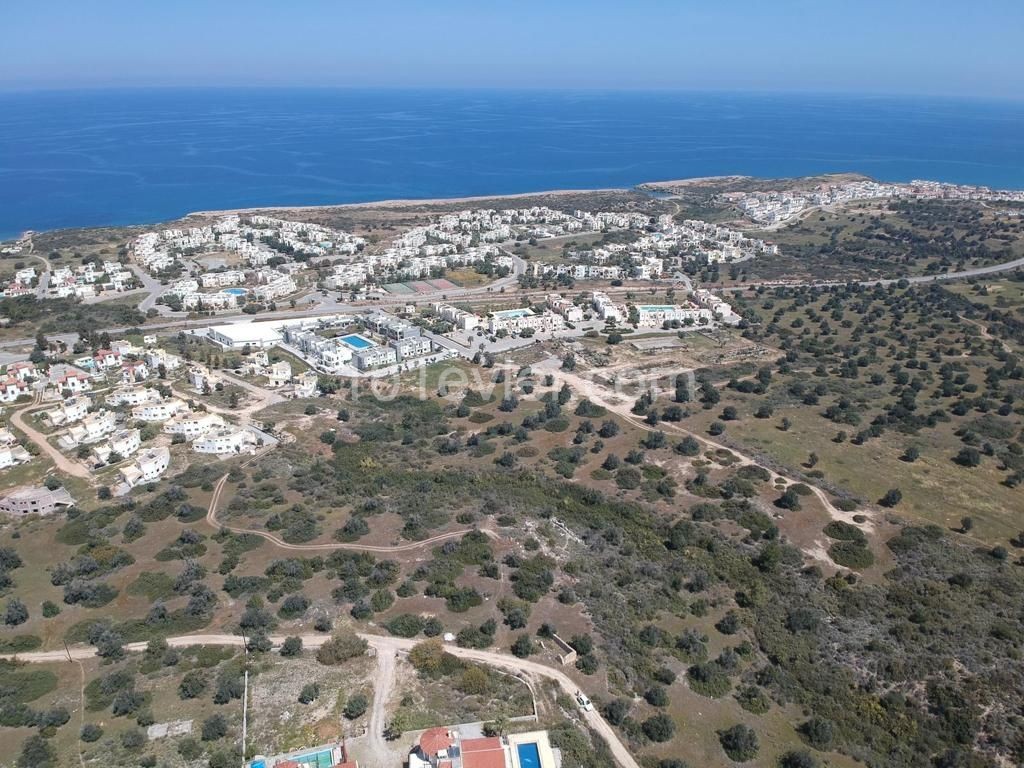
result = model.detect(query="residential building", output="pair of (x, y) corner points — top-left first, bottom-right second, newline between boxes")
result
(0, 445), (32, 470)
(0, 377), (31, 403)
(64, 410), (117, 446)
(266, 361), (292, 387)
(433, 302), (480, 331)
(292, 371), (319, 398)
(391, 336), (432, 360)
(487, 307), (560, 335)
(193, 427), (257, 455)
(591, 291), (624, 322)
(353, 346), (398, 370)
(163, 411), (225, 440)
(119, 447), (170, 489)
(93, 349), (123, 369)
(547, 294), (584, 322)
(132, 398), (187, 422)
(44, 396), (91, 427)
(0, 486), (75, 517)
(106, 386), (161, 408)
(92, 428), (142, 464)
(409, 728), (557, 768)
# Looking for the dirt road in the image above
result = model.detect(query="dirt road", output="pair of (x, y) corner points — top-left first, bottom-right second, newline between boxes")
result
(8, 394), (91, 479)
(3, 632), (641, 768)
(205, 473), (497, 553)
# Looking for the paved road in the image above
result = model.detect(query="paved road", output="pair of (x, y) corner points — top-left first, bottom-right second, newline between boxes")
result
(3, 251), (1020, 358)
(2, 632), (641, 768)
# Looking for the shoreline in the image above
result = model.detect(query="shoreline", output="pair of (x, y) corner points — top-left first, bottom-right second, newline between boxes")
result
(183, 185), (636, 218)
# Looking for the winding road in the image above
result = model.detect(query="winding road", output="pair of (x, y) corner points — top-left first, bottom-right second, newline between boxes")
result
(204, 473), (497, 553)
(8, 393), (92, 479)
(2, 632), (641, 768)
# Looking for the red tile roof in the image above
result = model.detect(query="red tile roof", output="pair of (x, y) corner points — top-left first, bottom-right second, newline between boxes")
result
(460, 737), (507, 768)
(419, 727), (454, 757)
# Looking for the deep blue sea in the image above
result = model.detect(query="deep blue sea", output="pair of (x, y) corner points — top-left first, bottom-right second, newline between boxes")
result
(1, 88), (1023, 239)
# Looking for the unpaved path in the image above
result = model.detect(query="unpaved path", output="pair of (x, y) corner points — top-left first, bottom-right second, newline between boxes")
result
(3, 632), (641, 768)
(205, 473), (497, 553)
(8, 394), (91, 479)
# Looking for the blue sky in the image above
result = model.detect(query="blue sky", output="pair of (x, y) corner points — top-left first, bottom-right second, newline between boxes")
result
(3, 0), (1022, 98)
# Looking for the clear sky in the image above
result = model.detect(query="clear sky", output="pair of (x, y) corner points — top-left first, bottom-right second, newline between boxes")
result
(3, 0), (1022, 98)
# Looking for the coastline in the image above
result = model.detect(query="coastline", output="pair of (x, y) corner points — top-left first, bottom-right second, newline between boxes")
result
(184, 186), (635, 219)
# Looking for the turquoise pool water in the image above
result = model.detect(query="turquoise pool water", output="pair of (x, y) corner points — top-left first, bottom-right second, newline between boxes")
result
(517, 742), (541, 768)
(293, 750), (335, 768)
(223, 287), (247, 296)
(339, 333), (374, 350)
(638, 305), (675, 311)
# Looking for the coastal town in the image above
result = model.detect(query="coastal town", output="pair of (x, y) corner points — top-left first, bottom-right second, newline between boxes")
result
(1, 174), (1023, 768)
(718, 177), (1024, 225)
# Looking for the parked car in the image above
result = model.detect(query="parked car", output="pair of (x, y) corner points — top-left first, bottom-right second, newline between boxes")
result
(575, 690), (593, 711)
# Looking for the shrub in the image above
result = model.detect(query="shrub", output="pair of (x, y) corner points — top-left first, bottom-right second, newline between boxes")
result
(280, 636), (303, 657)
(344, 692), (369, 719)
(719, 724), (759, 762)
(641, 713), (676, 742)
(80, 723), (103, 742)
(201, 714), (229, 741)
(828, 541), (874, 569)
(316, 631), (368, 665)
(385, 614), (425, 638)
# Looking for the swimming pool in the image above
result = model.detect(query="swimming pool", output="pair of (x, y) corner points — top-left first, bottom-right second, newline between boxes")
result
(223, 287), (247, 296)
(517, 742), (541, 768)
(339, 333), (375, 350)
(638, 305), (675, 311)
(293, 750), (335, 768)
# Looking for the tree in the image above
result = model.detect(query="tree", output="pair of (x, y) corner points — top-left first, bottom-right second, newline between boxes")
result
(80, 724), (103, 743)
(800, 717), (834, 749)
(642, 713), (676, 742)
(4, 598), (28, 626)
(201, 714), (228, 741)
(779, 750), (819, 768)
(316, 630), (367, 665)
(178, 670), (208, 699)
(604, 698), (631, 726)
(954, 447), (981, 467)
(18, 734), (56, 768)
(880, 488), (903, 507)
(775, 489), (801, 511)
(959, 516), (974, 534)
(344, 692), (369, 719)
(280, 636), (303, 657)
(298, 682), (320, 704)
(719, 724), (759, 761)
(511, 634), (534, 658)
(901, 445), (920, 462)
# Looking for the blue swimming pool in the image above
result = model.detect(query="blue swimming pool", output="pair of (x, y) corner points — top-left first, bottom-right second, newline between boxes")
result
(223, 287), (247, 296)
(517, 742), (541, 768)
(339, 333), (374, 350)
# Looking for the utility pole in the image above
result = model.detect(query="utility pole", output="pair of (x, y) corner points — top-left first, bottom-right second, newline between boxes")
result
(240, 633), (249, 768)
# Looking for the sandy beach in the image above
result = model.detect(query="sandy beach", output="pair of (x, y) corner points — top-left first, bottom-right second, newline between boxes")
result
(185, 186), (633, 219)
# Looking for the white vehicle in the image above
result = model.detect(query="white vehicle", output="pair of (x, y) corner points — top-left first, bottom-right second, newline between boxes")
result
(575, 690), (593, 711)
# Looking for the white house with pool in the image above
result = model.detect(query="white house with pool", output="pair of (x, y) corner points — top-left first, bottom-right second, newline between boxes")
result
(409, 726), (558, 768)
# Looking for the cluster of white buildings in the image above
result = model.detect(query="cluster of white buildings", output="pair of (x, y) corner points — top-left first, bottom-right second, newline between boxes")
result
(433, 303), (480, 331)
(51, 261), (136, 298)
(0, 428), (31, 469)
(0, 266), (38, 299)
(486, 307), (562, 335)
(133, 215), (366, 275)
(162, 266), (298, 312)
(721, 179), (1024, 225)
(282, 313), (435, 372)
(591, 291), (625, 322)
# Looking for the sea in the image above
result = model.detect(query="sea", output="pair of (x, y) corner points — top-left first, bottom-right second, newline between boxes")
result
(1, 88), (1023, 239)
